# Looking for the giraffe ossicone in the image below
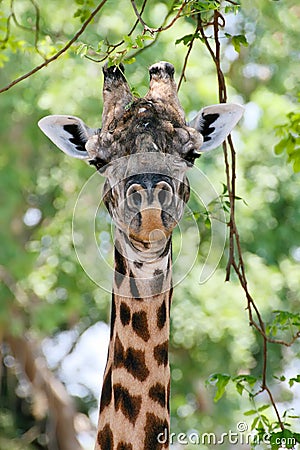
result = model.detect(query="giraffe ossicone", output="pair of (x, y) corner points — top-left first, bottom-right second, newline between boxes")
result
(38, 61), (243, 450)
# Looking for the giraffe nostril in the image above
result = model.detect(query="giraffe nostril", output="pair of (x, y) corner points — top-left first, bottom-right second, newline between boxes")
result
(156, 182), (173, 208)
(158, 189), (167, 206)
(132, 191), (142, 207)
(126, 184), (144, 210)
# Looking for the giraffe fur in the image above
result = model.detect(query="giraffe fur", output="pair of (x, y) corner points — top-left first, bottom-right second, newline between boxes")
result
(38, 61), (244, 449)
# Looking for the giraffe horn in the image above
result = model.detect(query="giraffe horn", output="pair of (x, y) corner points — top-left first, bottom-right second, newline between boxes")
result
(101, 63), (133, 132)
(145, 61), (185, 124)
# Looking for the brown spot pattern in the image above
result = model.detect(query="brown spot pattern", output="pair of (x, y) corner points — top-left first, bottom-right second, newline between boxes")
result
(120, 302), (131, 326)
(115, 243), (127, 287)
(168, 287), (173, 311)
(159, 238), (171, 258)
(144, 413), (169, 450)
(149, 383), (166, 408)
(167, 380), (170, 414)
(97, 424), (114, 450)
(125, 347), (150, 381)
(117, 443), (133, 450)
(100, 366), (112, 413)
(157, 300), (167, 330)
(113, 383), (142, 425)
(114, 335), (149, 381)
(178, 179), (190, 203)
(133, 261), (143, 269)
(114, 334), (125, 367)
(110, 292), (116, 339)
(129, 270), (140, 299)
(153, 341), (168, 367)
(132, 311), (150, 342)
(154, 269), (163, 276)
(152, 269), (165, 294)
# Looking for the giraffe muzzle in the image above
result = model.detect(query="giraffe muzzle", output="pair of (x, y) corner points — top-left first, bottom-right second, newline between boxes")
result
(124, 174), (178, 244)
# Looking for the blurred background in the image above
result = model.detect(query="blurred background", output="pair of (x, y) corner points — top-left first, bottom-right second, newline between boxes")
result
(0, 0), (299, 449)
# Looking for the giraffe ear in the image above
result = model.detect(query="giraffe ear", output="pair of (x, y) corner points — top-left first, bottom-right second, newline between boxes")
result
(38, 115), (99, 159)
(189, 104), (244, 152)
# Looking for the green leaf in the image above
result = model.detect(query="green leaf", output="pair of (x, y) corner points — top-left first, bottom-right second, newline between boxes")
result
(204, 217), (211, 229)
(235, 382), (244, 395)
(274, 138), (288, 154)
(206, 373), (231, 402)
(293, 158), (300, 172)
(96, 40), (104, 52)
(224, 5), (240, 14)
(258, 404), (271, 412)
(233, 374), (257, 386)
(135, 35), (144, 48)
(293, 433), (300, 443)
(260, 414), (270, 426)
(192, 1), (219, 12)
(76, 43), (89, 57)
(221, 183), (228, 195)
(123, 35), (134, 46)
(270, 430), (299, 449)
(231, 34), (248, 53)
(140, 35), (154, 42)
(274, 109), (300, 172)
(233, 375), (257, 396)
(176, 34), (194, 46)
(288, 374), (300, 388)
(124, 57), (136, 65)
(251, 416), (259, 431)
(175, 33), (200, 46)
(274, 375), (286, 382)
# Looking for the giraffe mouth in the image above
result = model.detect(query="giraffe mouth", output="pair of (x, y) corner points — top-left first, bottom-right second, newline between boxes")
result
(128, 229), (170, 255)
(127, 207), (176, 245)
(129, 228), (168, 245)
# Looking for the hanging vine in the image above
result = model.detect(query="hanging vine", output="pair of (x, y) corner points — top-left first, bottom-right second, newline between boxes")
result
(1, 1), (299, 448)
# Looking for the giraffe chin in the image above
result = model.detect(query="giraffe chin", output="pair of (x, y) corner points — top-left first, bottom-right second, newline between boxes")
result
(128, 228), (170, 253)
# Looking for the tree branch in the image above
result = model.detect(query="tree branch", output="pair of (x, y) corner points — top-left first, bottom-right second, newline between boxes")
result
(177, 14), (201, 92)
(0, 265), (85, 449)
(130, 0), (153, 34)
(0, 0), (108, 94)
(198, 6), (300, 432)
(6, 334), (84, 450)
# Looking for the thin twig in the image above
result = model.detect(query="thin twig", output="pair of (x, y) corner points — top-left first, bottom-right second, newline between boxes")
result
(0, 0), (108, 94)
(31, 0), (46, 59)
(0, 14), (12, 44)
(128, 0), (149, 35)
(130, 0), (153, 33)
(127, 0), (180, 61)
(11, 9), (32, 31)
(198, 6), (293, 432)
(177, 40), (194, 91)
(153, 0), (188, 32)
(85, 0), (150, 63)
(177, 17), (201, 91)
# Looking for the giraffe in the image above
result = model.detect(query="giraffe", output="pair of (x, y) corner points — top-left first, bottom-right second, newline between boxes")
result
(38, 61), (243, 450)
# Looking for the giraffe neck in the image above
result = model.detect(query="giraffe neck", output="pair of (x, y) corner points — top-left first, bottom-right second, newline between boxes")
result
(95, 228), (172, 450)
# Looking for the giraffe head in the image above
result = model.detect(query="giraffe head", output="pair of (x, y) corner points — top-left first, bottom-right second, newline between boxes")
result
(38, 62), (243, 252)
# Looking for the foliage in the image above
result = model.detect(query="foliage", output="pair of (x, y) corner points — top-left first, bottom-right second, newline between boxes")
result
(0, 0), (300, 449)
(274, 107), (300, 172)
